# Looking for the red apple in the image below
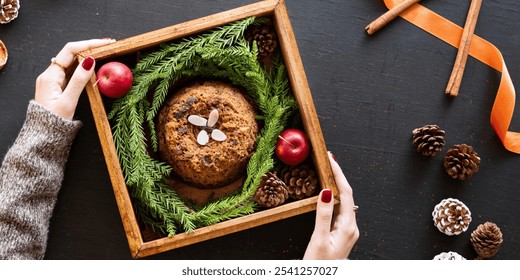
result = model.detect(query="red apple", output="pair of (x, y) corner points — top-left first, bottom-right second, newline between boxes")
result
(275, 128), (310, 165)
(96, 61), (133, 98)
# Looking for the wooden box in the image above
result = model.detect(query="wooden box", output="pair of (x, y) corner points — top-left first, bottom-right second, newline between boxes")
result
(80, 0), (336, 258)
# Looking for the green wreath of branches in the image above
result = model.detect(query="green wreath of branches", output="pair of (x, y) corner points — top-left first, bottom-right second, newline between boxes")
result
(108, 17), (297, 235)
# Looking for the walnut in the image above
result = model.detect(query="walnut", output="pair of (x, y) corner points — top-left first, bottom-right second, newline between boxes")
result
(0, 40), (7, 70)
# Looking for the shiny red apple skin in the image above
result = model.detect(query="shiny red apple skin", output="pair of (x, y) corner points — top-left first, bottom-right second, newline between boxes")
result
(275, 128), (310, 166)
(96, 61), (133, 98)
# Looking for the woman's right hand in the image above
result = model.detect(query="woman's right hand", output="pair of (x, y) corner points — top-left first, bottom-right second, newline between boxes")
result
(303, 151), (359, 260)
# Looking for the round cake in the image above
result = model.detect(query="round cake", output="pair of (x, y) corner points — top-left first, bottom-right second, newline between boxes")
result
(157, 80), (259, 188)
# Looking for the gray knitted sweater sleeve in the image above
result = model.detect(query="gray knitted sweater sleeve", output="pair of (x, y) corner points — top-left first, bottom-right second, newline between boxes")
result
(0, 100), (82, 259)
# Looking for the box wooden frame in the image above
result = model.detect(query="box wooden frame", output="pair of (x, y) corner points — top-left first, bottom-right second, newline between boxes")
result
(80, 0), (337, 258)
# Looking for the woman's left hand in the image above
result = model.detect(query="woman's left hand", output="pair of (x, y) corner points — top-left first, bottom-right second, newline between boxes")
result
(35, 38), (115, 120)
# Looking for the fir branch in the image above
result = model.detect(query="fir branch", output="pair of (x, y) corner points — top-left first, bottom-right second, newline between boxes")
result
(133, 17), (256, 74)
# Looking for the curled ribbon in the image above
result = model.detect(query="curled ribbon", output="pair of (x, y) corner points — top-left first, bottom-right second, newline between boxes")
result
(384, 0), (520, 154)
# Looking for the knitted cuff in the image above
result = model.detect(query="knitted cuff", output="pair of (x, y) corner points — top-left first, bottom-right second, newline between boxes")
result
(24, 100), (83, 144)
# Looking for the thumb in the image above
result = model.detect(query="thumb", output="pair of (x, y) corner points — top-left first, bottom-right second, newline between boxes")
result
(62, 56), (96, 105)
(313, 189), (334, 237)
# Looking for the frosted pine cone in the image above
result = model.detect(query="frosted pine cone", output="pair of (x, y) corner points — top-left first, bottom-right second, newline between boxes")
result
(1, 0), (20, 24)
(470, 222), (503, 259)
(433, 251), (466, 260)
(432, 198), (472, 236)
(253, 172), (289, 208)
(412, 124), (446, 157)
(444, 144), (480, 180)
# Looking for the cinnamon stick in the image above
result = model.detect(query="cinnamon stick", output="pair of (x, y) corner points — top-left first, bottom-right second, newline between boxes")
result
(445, 0), (483, 97)
(365, 0), (421, 35)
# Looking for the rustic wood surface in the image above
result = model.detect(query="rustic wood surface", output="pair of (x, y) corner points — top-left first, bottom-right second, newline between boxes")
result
(1, 0), (520, 260)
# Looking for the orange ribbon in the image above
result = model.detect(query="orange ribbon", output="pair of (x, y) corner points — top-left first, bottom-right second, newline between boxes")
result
(384, 0), (520, 154)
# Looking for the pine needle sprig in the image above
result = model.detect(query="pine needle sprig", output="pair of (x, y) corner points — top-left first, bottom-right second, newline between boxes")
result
(133, 16), (256, 74)
(131, 180), (196, 234)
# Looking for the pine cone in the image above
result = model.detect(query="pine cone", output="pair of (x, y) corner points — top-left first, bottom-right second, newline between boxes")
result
(246, 23), (278, 60)
(444, 144), (480, 180)
(433, 251), (466, 260)
(281, 164), (319, 200)
(412, 124), (446, 157)
(470, 222), (503, 259)
(432, 198), (472, 236)
(1, 0), (20, 24)
(253, 172), (289, 208)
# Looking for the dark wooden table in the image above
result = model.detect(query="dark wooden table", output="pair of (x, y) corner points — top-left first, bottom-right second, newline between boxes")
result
(1, 0), (519, 260)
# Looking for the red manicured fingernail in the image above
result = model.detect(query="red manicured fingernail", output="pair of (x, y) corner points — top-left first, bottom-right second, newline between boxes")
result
(321, 189), (332, 203)
(329, 151), (337, 162)
(82, 56), (94, 71)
